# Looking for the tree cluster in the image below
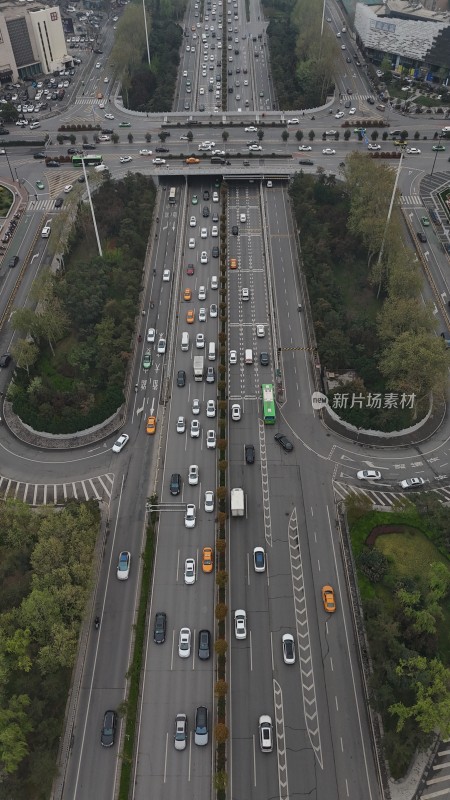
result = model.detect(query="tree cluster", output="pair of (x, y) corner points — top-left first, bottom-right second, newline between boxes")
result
(10, 173), (156, 434)
(289, 155), (448, 431)
(263, 0), (336, 110)
(0, 499), (99, 797)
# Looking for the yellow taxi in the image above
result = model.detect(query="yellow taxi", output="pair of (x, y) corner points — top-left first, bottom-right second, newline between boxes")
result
(186, 309), (195, 324)
(186, 157), (200, 164)
(229, 257), (237, 270)
(202, 546), (214, 573)
(183, 288), (192, 301)
(146, 416), (156, 435)
(322, 585), (336, 613)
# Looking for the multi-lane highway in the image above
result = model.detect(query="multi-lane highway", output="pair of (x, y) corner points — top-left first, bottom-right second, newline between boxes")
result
(0, 0), (449, 799)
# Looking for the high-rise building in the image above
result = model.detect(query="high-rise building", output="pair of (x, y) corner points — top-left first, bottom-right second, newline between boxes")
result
(0, 3), (68, 83)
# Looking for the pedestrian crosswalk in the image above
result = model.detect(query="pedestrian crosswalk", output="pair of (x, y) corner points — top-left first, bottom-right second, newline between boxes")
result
(340, 93), (374, 106)
(27, 198), (55, 211)
(333, 480), (450, 508)
(0, 473), (114, 505)
(399, 195), (423, 206)
(421, 740), (450, 799)
(74, 96), (100, 106)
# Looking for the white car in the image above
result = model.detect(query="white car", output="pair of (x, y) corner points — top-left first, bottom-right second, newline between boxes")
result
(176, 416), (186, 433)
(117, 550), (131, 580)
(188, 464), (199, 485)
(105, 113), (115, 120)
(211, 225), (218, 237)
(183, 70), (188, 77)
(368, 144), (381, 150)
(147, 327), (155, 343)
(199, 307), (207, 322)
(210, 303), (218, 317)
(200, 227), (208, 238)
(196, 333), (205, 348)
(178, 627), (191, 658)
(341, 44), (346, 50)
(259, 715), (273, 752)
(211, 149), (225, 156)
(248, 144), (262, 151)
(139, 149), (152, 156)
(287, 117), (299, 124)
(239, 212), (247, 223)
(348, 108), (356, 115)
(335, 111), (344, 119)
(256, 324), (265, 337)
(204, 490), (215, 512)
(189, 238), (195, 248)
(206, 429), (216, 449)
(199, 87), (205, 95)
(241, 287), (249, 301)
(190, 216), (197, 227)
(406, 147), (421, 154)
(200, 251), (208, 264)
(184, 557), (196, 583)
(191, 419), (200, 438)
(153, 157), (166, 164)
(95, 62), (101, 68)
(198, 285), (206, 300)
(229, 350), (237, 364)
(322, 148), (336, 155)
(192, 399), (200, 415)
(206, 399), (216, 417)
(298, 145), (312, 151)
(356, 469), (381, 481)
(282, 633), (296, 664)
(244, 126), (257, 132)
(234, 609), (247, 639)
(157, 338), (166, 354)
(120, 155), (133, 163)
(174, 713), (187, 751)
(231, 403), (241, 421)
(253, 546), (266, 572)
(63, 184), (73, 193)
(399, 477), (425, 490)
(163, 269), (171, 281)
(185, 504), (196, 528)
(112, 433), (129, 453)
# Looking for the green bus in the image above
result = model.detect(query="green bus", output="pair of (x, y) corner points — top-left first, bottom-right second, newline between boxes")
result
(72, 154), (103, 167)
(261, 383), (276, 424)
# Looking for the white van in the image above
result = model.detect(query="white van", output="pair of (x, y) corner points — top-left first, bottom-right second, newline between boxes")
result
(95, 163), (107, 172)
(245, 348), (253, 364)
(181, 331), (190, 351)
(208, 341), (216, 361)
(29, 121), (41, 129)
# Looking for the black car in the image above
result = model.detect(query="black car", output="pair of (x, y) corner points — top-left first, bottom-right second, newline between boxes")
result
(202, 205), (209, 217)
(344, 100), (351, 108)
(232, 225), (238, 235)
(46, 160), (60, 167)
(8, 255), (19, 268)
(198, 629), (211, 660)
(54, 198), (63, 208)
(274, 433), (294, 452)
(33, 152), (46, 159)
(417, 232), (427, 243)
(0, 128), (9, 135)
(82, 143), (96, 150)
(367, 97), (375, 104)
(212, 246), (219, 258)
(153, 611), (167, 643)
(78, 175), (86, 183)
(203, 190), (210, 200)
(101, 710), (117, 747)
(245, 443), (255, 464)
(102, 129), (114, 135)
(94, 48), (103, 54)
(260, 352), (269, 366)
(155, 146), (169, 153)
(177, 369), (186, 387)
(299, 159), (314, 166)
(170, 473), (181, 496)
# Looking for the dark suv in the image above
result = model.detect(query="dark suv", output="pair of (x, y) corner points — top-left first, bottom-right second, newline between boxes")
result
(177, 369), (186, 387)
(170, 473), (181, 495)
(8, 255), (19, 268)
(101, 710), (117, 747)
(245, 444), (255, 464)
(198, 629), (211, 660)
(202, 206), (210, 217)
(153, 611), (167, 643)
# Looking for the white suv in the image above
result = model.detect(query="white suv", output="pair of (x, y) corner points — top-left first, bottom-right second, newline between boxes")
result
(259, 715), (273, 752)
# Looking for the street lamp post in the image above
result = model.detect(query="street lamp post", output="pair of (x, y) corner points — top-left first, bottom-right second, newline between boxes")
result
(2, 149), (15, 182)
(142, 0), (151, 67)
(430, 135), (443, 176)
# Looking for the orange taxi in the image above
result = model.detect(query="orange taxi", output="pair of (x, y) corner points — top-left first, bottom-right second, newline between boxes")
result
(322, 585), (336, 613)
(186, 157), (200, 164)
(186, 309), (195, 324)
(202, 546), (214, 573)
(146, 416), (156, 435)
(229, 257), (237, 270)
(183, 288), (192, 301)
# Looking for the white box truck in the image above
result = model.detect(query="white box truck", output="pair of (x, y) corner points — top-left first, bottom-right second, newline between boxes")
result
(193, 355), (204, 381)
(231, 488), (244, 517)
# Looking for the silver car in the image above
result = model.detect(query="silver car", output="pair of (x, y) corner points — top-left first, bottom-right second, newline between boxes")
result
(174, 713), (187, 750)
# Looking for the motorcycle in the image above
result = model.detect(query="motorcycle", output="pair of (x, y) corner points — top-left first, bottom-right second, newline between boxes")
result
(94, 616), (100, 629)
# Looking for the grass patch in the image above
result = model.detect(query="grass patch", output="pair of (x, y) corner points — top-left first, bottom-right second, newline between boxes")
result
(376, 528), (449, 579)
(0, 184), (14, 216)
(415, 94), (450, 108)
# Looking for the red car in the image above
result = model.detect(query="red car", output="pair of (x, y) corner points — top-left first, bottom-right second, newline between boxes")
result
(187, 264), (195, 276)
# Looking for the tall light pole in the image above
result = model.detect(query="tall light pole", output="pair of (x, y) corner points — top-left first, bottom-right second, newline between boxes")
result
(430, 134), (443, 176)
(82, 158), (103, 257)
(2, 149), (15, 182)
(376, 146), (405, 297)
(142, 0), (151, 67)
